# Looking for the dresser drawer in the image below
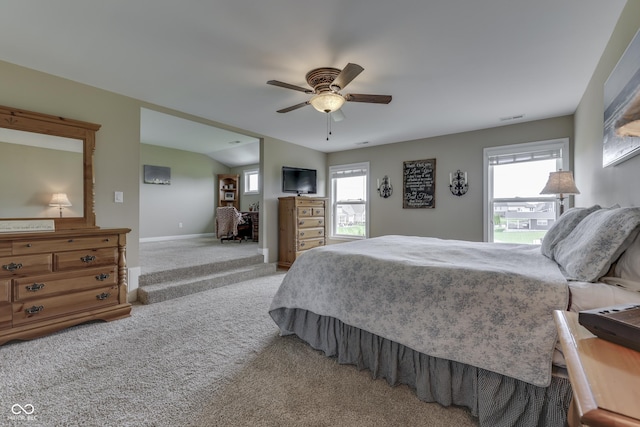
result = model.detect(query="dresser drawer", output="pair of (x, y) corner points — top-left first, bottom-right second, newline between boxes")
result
(13, 266), (117, 301)
(297, 227), (325, 239)
(297, 217), (325, 228)
(54, 248), (118, 271)
(12, 235), (118, 255)
(0, 254), (53, 278)
(297, 206), (325, 217)
(295, 199), (325, 208)
(297, 237), (325, 251)
(12, 285), (119, 326)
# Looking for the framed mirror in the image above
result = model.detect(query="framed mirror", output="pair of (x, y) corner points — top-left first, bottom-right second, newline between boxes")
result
(0, 105), (101, 229)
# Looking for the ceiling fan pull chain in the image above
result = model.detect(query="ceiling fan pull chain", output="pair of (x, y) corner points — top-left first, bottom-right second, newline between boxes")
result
(326, 113), (330, 141)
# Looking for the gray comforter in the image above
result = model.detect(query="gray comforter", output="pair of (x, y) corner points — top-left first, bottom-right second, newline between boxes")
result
(269, 235), (568, 387)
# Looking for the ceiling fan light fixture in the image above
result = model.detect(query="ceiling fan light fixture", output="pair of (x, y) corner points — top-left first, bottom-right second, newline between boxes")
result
(309, 92), (345, 113)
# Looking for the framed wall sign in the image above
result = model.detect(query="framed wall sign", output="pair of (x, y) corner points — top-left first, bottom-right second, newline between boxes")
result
(403, 158), (436, 209)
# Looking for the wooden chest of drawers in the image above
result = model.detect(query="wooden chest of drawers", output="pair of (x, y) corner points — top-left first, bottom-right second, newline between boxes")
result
(278, 196), (327, 269)
(0, 228), (131, 345)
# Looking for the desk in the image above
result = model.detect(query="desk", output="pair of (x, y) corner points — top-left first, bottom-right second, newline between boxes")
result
(242, 211), (259, 242)
(553, 310), (640, 427)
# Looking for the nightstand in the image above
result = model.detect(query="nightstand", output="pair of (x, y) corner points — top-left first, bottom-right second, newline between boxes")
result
(553, 310), (640, 427)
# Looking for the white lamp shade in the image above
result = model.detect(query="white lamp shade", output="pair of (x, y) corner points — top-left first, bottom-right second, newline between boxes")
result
(49, 193), (72, 207)
(540, 171), (580, 195)
(309, 92), (345, 113)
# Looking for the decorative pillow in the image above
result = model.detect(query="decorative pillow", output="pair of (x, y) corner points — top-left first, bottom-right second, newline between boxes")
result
(614, 231), (640, 283)
(554, 207), (640, 282)
(540, 205), (601, 260)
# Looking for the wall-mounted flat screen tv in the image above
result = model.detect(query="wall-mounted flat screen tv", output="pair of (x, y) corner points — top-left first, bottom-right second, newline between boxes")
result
(282, 166), (317, 194)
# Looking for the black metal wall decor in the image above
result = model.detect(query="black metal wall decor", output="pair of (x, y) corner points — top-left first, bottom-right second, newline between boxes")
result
(449, 170), (468, 196)
(377, 175), (393, 198)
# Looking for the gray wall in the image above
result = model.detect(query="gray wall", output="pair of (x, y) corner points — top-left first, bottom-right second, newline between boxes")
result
(140, 143), (230, 239)
(574, 1), (640, 208)
(328, 116), (574, 242)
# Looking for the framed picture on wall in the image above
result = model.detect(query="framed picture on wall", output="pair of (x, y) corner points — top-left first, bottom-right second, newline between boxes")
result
(603, 28), (640, 167)
(224, 192), (235, 201)
(143, 165), (171, 185)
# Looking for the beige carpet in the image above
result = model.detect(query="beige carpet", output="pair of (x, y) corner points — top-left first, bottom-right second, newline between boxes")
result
(0, 273), (478, 427)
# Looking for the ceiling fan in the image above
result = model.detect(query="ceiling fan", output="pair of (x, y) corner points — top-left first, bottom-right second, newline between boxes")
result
(267, 63), (392, 119)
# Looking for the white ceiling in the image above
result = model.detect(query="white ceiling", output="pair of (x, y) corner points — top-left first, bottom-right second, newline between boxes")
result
(0, 1), (627, 165)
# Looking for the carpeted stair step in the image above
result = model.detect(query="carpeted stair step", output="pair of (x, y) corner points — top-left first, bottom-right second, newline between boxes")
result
(138, 254), (265, 287)
(137, 262), (277, 304)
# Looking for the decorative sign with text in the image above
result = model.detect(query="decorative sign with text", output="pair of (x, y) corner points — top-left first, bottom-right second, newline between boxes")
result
(0, 220), (55, 233)
(403, 158), (436, 209)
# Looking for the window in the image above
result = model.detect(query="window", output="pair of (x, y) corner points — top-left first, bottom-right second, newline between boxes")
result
(329, 162), (369, 239)
(483, 138), (570, 244)
(243, 168), (259, 195)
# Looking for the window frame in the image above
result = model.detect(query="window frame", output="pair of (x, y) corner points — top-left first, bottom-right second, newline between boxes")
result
(483, 138), (570, 242)
(243, 168), (260, 195)
(329, 162), (370, 240)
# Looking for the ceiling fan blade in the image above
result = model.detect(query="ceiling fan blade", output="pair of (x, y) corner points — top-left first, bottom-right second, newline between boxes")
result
(331, 63), (364, 90)
(344, 93), (392, 104)
(277, 101), (310, 113)
(331, 109), (346, 122)
(267, 80), (313, 94)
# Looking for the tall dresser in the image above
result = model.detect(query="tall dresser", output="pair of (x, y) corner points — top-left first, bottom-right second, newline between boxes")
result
(278, 196), (327, 269)
(0, 228), (131, 345)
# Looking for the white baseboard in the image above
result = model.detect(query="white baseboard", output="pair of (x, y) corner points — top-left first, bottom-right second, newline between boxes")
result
(139, 233), (215, 243)
(127, 266), (141, 302)
(258, 247), (269, 263)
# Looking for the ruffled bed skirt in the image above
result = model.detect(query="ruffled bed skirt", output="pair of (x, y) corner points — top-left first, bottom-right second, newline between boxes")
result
(270, 307), (573, 427)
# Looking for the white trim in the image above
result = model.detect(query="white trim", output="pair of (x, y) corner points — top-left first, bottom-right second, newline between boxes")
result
(243, 168), (260, 195)
(139, 232), (215, 243)
(483, 138), (570, 242)
(127, 266), (140, 302)
(258, 247), (269, 263)
(329, 161), (370, 239)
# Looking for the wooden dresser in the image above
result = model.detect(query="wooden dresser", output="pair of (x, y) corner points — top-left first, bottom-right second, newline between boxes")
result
(0, 228), (131, 345)
(278, 196), (327, 269)
(554, 310), (640, 427)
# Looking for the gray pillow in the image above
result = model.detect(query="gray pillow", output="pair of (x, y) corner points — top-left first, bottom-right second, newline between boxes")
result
(540, 205), (600, 260)
(554, 207), (640, 282)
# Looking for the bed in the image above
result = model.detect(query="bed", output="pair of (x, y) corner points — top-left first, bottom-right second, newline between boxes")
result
(269, 206), (640, 427)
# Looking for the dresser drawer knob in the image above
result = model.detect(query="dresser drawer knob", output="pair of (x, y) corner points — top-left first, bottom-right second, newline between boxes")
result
(26, 243), (32, 247)
(2, 262), (22, 271)
(300, 242), (305, 247)
(81, 255), (97, 263)
(25, 305), (44, 315)
(26, 283), (45, 292)
(68, 239), (74, 243)
(95, 273), (110, 281)
(300, 231), (305, 237)
(96, 292), (111, 301)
